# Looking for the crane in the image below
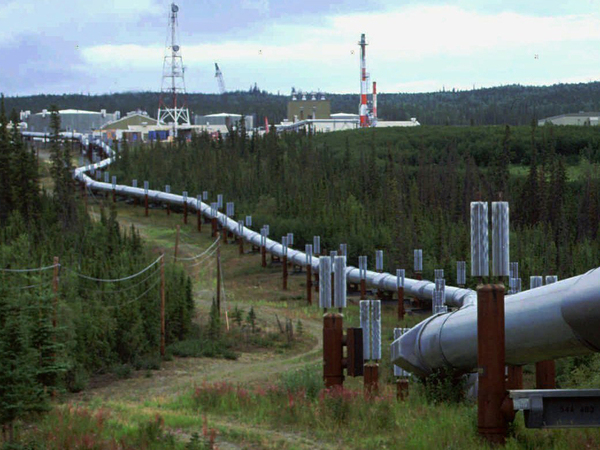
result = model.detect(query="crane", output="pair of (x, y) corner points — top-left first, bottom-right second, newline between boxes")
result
(215, 62), (226, 94)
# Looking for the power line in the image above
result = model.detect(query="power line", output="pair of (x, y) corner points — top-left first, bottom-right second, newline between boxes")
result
(0, 263), (59, 273)
(104, 277), (162, 310)
(175, 236), (220, 261)
(65, 255), (163, 283)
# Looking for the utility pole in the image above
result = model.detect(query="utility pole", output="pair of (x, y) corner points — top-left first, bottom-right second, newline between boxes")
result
(160, 255), (166, 357)
(216, 240), (221, 315)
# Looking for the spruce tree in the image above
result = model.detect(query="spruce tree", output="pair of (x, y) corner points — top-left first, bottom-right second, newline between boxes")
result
(0, 95), (12, 223)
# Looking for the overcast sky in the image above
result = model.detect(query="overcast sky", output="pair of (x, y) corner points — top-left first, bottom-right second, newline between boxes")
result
(3, 0), (600, 96)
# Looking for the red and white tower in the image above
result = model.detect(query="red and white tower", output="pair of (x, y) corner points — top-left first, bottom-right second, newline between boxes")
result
(158, 3), (191, 135)
(372, 81), (378, 126)
(358, 33), (369, 128)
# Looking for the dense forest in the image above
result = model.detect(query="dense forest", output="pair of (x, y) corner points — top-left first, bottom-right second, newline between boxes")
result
(7, 81), (600, 126)
(0, 102), (194, 438)
(109, 123), (600, 287)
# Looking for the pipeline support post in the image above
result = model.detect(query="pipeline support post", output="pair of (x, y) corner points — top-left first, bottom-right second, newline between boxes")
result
(238, 235), (244, 255)
(144, 194), (149, 217)
(222, 225), (228, 244)
(535, 360), (556, 389)
(323, 313), (344, 387)
(397, 287), (405, 321)
(507, 366), (523, 390)
(364, 363), (379, 397)
(360, 279), (366, 300)
(477, 284), (508, 445)
(396, 379), (409, 401)
(306, 264), (313, 305)
(197, 208), (202, 232)
(282, 255), (288, 290)
(261, 245), (267, 268)
(314, 272), (319, 293)
(183, 203), (188, 224)
(211, 218), (218, 237)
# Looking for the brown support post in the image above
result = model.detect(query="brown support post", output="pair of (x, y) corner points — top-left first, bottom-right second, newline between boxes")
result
(261, 245), (267, 268)
(52, 257), (59, 329)
(238, 236), (244, 255)
(397, 287), (405, 321)
(145, 194), (149, 217)
(396, 379), (409, 401)
(216, 241), (221, 315)
(535, 360), (556, 389)
(282, 255), (288, 290)
(323, 313), (344, 387)
(416, 272), (422, 281)
(222, 226), (228, 244)
(197, 208), (202, 232)
(477, 284), (508, 445)
(360, 279), (366, 300)
(211, 218), (218, 237)
(166, 203), (170, 216)
(314, 272), (319, 293)
(331, 272), (335, 305)
(173, 225), (180, 263)
(183, 203), (188, 224)
(364, 363), (379, 397)
(507, 366), (524, 390)
(160, 256), (166, 357)
(306, 264), (313, 305)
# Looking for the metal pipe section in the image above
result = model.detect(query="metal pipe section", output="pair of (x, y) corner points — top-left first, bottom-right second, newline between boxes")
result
(391, 268), (600, 377)
(33, 131), (600, 378)
(28, 131), (476, 311)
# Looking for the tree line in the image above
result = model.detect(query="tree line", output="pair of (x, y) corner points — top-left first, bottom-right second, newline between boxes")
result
(0, 99), (194, 441)
(7, 81), (600, 126)
(110, 122), (600, 288)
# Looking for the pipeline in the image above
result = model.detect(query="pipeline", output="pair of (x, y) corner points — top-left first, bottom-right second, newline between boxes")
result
(27, 131), (600, 378)
(24, 131), (476, 310)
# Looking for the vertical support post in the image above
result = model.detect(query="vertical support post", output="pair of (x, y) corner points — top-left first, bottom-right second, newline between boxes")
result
(216, 240), (221, 315)
(238, 234), (244, 255)
(323, 313), (344, 388)
(477, 284), (507, 445)
(397, 287), (405, 320)
(212, 218), (218, 237)
(282, 255), (288, 290)
(197, 207), (202, 232)
(360, 279), (366, 300)
(507, 366), (524, 390)
(364, 364), (379, 397)
(396, 379), (409, 401)
(160, 256), (166, 357)
(261, 244), (267, 268)
(173, 225), (180, 263)
(52, 257), (59, 329)
(222, 224), (228, 244)
(314, 272), (319, 293)
(535, 361), (556, 389)
(183, 203), (188, 224)
(306, 264), (312, 305)
(145, 194), (149, 217)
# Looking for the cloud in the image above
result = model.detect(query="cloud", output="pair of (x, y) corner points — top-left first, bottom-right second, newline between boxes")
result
(240, 0), (270, 16)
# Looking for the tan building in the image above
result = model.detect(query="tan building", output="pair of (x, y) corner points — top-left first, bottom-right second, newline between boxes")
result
(287, 98), (331, 121)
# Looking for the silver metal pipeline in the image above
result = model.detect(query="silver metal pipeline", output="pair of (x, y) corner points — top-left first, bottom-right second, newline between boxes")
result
(28, 132), (600, 377)
(391, 268), (600, 377)
(24, 131), (476, 309)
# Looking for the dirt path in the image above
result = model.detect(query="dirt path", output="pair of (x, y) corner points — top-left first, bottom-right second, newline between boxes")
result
(80, 201), (326, 448)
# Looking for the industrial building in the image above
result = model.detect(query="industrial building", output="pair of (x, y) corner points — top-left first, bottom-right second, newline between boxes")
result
(194, 113), (254, 132)
(23, 109), (119, 134)
(101, 111), (158, 141)
(287, 93), (331, 121)
(538, 112), (600, 126)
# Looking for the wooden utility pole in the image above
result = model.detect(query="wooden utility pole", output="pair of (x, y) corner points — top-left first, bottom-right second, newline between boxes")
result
(52, 257), (59, 328)
(173, 225), (180, 262)
(160, 256), (166, 357)
(216, 242), (222, 315)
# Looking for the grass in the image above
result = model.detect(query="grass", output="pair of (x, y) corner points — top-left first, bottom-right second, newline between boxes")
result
(8, 194), (600, 449)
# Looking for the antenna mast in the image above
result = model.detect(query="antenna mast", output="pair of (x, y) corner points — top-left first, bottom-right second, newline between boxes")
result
(158, 3), (190, 135)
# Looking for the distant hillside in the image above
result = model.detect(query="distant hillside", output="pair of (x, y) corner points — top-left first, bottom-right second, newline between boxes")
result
(5, 82), (600, 126)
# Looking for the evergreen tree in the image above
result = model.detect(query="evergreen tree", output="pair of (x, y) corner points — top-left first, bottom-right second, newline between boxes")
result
(0, 95), (12, 223)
